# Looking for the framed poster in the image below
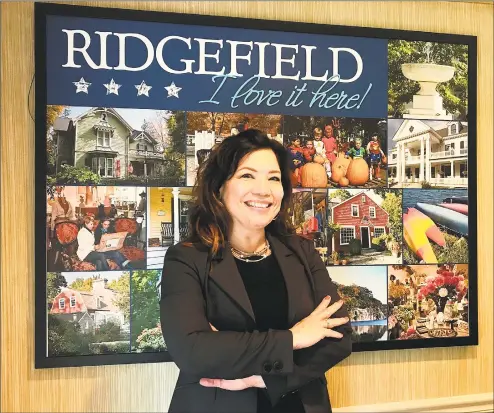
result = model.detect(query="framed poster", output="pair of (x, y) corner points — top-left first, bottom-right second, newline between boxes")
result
(35, 3), (478, 368)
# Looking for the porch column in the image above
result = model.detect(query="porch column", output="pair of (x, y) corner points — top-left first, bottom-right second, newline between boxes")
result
(396, 143), (401, 183)
(450, 160), (455, 178)
(419, 137), (425, 181)
(396, 144), (401, 183)
(426, 136), (431, 181)
(172, 187), (180, 244)
(401, 143), (407, 183)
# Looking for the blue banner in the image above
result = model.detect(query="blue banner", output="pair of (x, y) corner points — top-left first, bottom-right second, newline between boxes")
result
(46, 15), (388, 117)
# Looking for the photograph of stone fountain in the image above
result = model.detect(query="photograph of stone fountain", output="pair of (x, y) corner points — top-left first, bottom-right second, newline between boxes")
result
(388, 40), (468, 120)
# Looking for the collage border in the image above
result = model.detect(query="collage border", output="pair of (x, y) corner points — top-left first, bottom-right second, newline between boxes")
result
(34, 2), (478, 368)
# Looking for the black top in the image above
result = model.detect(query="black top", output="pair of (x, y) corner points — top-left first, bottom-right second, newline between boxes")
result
(235, 254), (305, 413)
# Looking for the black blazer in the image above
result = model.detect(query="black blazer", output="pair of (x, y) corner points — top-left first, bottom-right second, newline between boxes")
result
(160, 232), (352, 413)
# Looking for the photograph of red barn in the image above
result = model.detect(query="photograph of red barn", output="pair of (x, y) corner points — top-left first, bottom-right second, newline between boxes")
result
(327, 189), (403, 265)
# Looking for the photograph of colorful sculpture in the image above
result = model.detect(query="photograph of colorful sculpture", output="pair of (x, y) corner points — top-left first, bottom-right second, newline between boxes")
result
(402, 189), (468, 264)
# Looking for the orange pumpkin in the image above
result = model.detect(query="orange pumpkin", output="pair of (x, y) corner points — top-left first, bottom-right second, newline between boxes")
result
(330, 155), (351, 183)
(346, 158), (369, 186)
(333, 155), (351, 174)
(339, 176), (349, 187)
(301, 163), (328, 188)
(313, 154), (325, 164)
(330, 164), (346, 183)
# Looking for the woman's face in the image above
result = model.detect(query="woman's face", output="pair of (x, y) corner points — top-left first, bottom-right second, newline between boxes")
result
(86, 220), (95, 231)
(220, 149), (284, 234)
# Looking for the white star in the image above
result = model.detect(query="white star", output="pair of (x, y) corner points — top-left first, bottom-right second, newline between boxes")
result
(104, 78), (121, 95)
(164, 82), (182, 98)
(135, 80), (152, 97)
(73, 77), (91, 94)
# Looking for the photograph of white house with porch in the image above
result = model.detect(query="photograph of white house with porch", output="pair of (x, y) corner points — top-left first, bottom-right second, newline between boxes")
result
(387, 119), (468, 188)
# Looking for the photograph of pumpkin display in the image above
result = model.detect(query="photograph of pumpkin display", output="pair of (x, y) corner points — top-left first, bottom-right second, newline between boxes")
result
(283, 116), (388, 188)
(387, 265), (469, 341)
(326, 188), (403, 265)
(329, 266), (389, 343)
(402, 189), (469, 265)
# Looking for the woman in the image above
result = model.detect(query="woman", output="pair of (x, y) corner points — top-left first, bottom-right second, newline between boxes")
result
(160, 130), (352, 413)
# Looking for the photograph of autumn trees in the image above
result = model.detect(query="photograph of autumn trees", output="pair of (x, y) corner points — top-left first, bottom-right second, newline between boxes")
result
(46, 106), (186, 186)
(185, 111), (283, 186)
(282, 116), (388, 189)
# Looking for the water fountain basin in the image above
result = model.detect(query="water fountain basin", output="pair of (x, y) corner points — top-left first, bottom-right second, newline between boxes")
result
(401, 63), (455, 83)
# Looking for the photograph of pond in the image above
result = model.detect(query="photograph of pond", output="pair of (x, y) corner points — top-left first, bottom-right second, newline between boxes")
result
(328, 266), (388, 342)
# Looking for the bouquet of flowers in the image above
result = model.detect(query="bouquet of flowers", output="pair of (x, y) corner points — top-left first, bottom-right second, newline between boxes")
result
(416, 266), (467, 311)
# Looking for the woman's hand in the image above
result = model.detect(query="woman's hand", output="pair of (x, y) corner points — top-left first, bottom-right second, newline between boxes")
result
(201, 323), (266, 391)
(290, 296), (349, 350)
(199, 376), (265, 391)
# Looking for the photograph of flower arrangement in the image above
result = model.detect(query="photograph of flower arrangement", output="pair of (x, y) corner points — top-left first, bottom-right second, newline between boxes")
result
(329, 266), (388, 342)
(388, 40), (468, 120)
(130, 270), (166, 353)
(47, 272), (131, 356)
(282, 116), (388, 188)
(326, 189), (402, 265)
(46, 185), (147, 272)
(185, 112), (283, 186)
(46, 106), (186, 186)
(387, 264), (469, 341)
(402, 189), (468, 264)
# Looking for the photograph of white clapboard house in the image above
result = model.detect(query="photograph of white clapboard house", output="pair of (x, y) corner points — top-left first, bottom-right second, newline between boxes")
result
(387, 119), (468, 188)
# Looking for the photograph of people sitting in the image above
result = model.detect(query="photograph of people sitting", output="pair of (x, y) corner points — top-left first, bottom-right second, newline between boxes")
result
(46, 186), (146, 272)
(77, 215), (132, 271)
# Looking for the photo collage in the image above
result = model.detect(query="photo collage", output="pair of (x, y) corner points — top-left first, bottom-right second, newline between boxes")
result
(44, 39), (471, 357)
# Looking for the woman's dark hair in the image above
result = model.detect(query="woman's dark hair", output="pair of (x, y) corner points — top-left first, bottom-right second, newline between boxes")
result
(187, 129), (294, 255)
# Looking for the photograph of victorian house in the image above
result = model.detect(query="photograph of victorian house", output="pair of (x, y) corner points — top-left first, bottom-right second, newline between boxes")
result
(47, 106), (185, 186)
(387, 120), (468, 188)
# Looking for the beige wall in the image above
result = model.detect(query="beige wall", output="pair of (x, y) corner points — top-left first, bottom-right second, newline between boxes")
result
(1, 1), (492, 411)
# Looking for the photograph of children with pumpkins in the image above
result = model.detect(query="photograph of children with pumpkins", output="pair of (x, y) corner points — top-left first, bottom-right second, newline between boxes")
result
(46, 185), (147, 272)
(387, 264), (469, 341)
(282, 116), (388, 188)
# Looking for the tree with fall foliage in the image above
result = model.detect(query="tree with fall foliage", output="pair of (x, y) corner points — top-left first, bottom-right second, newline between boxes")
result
(46, 105), (69, 171)
(186, 112), (282, 137)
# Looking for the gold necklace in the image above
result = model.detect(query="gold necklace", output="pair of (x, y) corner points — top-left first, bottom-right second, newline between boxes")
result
(231, 239), (271, 262)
